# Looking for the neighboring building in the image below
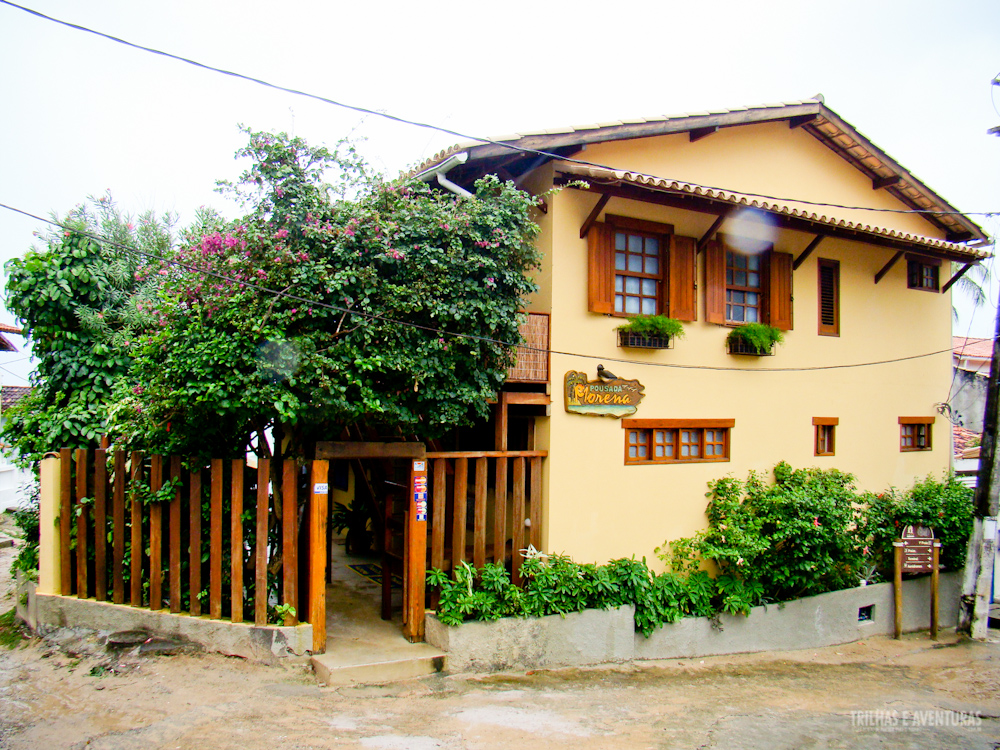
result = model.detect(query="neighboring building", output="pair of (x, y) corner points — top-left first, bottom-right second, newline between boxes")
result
(951, 336), (991, 433)
(0, 385), (32, 511)
(411, 96), (990, 565)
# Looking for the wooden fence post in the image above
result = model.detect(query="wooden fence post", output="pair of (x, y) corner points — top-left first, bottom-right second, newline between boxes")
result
(404, 458), (428, 642)
(309, 461), (329, 654)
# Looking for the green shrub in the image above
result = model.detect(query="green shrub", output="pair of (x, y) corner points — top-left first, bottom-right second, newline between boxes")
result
(726, 323), (784, 353)
(615, 315), (685, 340)
(10, 483), (40, 582)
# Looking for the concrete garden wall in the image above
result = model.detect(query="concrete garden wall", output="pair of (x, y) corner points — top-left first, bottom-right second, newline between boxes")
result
(31, 592), (312, 661)
(426, 572), (961, 673)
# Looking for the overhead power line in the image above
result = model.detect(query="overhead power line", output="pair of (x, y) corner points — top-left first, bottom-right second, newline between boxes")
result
(0, 200), (975, 375)
(1, 0), (997, 223)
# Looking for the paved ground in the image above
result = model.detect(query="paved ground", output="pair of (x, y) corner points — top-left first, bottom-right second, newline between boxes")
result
(1, 532), (1000, 748)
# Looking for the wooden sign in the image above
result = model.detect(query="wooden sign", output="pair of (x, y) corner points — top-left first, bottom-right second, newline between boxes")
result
(900, 525), (935, 573)
(564, 370), (645, 418)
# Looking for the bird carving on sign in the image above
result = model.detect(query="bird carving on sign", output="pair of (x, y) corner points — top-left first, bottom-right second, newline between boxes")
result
(597, 364), (618, 381)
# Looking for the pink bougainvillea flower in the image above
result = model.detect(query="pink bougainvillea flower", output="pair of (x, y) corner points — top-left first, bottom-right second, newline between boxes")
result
(813, 517), (820, 527)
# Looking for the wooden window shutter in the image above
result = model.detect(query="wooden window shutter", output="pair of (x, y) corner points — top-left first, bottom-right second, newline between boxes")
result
(768, 251), (794, 331)
(668, 235), (697, 322)
(818, 259), (839, 336)
(704, 240), (725, 324)
(587, 222), (615, 314)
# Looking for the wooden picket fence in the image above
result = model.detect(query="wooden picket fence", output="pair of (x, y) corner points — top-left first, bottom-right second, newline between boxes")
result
(425, 451), (544, 584)
(54, 448), (330, 647)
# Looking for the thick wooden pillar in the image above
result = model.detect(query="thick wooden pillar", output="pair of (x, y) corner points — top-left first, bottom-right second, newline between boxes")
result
(309, 461), (329, 654)
(404, 459), (428, 642)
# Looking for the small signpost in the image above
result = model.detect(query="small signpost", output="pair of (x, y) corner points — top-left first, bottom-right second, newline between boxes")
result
(893, 525), (941, 640)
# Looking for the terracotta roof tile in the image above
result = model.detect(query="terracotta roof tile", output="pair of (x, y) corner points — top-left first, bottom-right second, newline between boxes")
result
(953, 337), (993, 360)
(1, 386), (31, 410)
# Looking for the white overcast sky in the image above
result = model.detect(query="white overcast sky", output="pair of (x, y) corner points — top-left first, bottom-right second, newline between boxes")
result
(0, 0), (998, 386)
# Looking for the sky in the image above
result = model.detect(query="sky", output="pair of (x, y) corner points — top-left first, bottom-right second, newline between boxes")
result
(0, 0), (998, 387)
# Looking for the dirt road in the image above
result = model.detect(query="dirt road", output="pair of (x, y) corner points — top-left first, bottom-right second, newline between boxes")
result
(1, 542), (999, 749)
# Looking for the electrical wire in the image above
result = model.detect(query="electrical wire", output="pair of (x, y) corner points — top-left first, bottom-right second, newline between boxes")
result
(0, 199), (982, 376)
(1, 0), (997, 224)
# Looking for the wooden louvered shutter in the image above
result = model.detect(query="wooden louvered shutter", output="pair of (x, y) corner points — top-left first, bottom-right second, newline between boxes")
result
(768, 251), (794, 331)
(668, 235), (697, 322)
(818, 259), (839, 336)
(704, 240), (726, 324)
(587, 222), (615, 314)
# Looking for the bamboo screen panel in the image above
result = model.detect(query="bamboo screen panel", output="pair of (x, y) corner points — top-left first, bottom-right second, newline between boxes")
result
(506, 313), (549, 383)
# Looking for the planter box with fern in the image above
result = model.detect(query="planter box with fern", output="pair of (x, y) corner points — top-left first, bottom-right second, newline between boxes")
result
(616, 315), (684, 350)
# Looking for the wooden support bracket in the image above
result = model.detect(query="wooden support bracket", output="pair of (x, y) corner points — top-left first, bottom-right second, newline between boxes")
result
(873, 175), (902, 190)
(942, 263), (975, 294)
(792, 235), (824, 271)
(689, 126), (717, 142)
(579, 194), (610, 238)
(875, 250), (905, 284)
(697, 215), (726, 254)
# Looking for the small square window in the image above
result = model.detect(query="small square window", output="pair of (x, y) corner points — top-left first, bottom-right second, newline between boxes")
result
(623, 421), (732, 464)
(899, 417), (933, 451)
(907, 259), (939, 292)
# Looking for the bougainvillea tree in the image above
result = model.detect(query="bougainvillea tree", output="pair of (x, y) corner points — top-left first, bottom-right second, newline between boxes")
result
(104, 130), (541, 458)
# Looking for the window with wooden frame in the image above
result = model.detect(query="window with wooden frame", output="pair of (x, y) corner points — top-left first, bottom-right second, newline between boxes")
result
(813, 417), (838, 456)
(587, 215), (698, 321)
(899, 416), (934, 451)
(622, 419), (734, 464)
(705, 235), (793, 330)
(817, 259), (840, 336)
(907, 256), (940, 292)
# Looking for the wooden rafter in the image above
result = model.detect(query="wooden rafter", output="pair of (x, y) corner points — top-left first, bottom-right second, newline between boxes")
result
(697, 215), (726, 254)
(792, 235), (824, 271)
(555, 176), (982, 264)
(942, 263), (975, 294)
(689, 126), (717, 142)
(872, 175), (902, 190)
(874, 251), (905, 284)
(579, 194), (611, 238)
(789, 114), (819, 129)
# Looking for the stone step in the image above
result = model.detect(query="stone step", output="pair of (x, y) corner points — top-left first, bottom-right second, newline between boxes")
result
(311, 648), (447, 686)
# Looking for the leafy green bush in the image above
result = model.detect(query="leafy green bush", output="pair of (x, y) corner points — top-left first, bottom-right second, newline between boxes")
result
(10, 482), (40, 581)
(428, 464), (975, 635)
(615, 315), (685, 340)
(726, 323), (784, 353)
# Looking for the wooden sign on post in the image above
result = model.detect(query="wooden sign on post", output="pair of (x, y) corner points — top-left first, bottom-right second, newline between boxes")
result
(893, 525), (941, 640)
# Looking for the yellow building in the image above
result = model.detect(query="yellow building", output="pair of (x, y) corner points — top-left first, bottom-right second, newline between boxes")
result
(414, 97), (990, 568)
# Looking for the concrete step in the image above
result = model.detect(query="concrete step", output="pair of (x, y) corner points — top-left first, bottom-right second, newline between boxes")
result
(312, 645), (447, 686)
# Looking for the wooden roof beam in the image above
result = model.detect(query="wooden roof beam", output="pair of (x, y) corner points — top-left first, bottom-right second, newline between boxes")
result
(792, 235), (824, 271)
(689, 126), (718, 142)
(579, 194), (611, 238)
(873, 175), (902, 190)
(942, 263), (976, 294)
(874, 251), (905, 284)
(789, 114), (819, 129)
(555, 176), (983, 263)
(697, 214), (726, 254)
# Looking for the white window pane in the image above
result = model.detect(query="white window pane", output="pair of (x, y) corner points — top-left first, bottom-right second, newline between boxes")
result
(638, 445), (647, 458)
(645, 256), (659, 274)
(615, 275), (624, 292)
(705, 444), (715, 456)
(746, 292), (758, 305)
(625, 296), (640, 314)
(748, 272), (760, 288)
(680, 445), (690, 457)
(690, 444), (700, 457)
(748, 255), (761, 271)
(629, 446), (637, 458)
(629, 235), (642, 253)
(645, 237), (659, 254)
(625, 276), (641, 294)
(628, 254), (643, 272)
(615, 233), (626, 251)
(745, 308), (758, 322)
(641, 298), (656, 315)
(615, 252), (626, 271)
(642, 278), (657, 296)
(654, 445), (664, 457)
(664, 444), (674, 457)
(615, 295), (624, 313)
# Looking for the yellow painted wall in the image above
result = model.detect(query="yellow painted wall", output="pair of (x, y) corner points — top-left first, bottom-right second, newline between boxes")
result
(528, 124), (953, 567)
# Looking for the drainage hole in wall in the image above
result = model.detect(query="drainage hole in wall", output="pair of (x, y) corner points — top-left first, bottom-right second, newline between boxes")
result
(858, 605), (874, 622)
